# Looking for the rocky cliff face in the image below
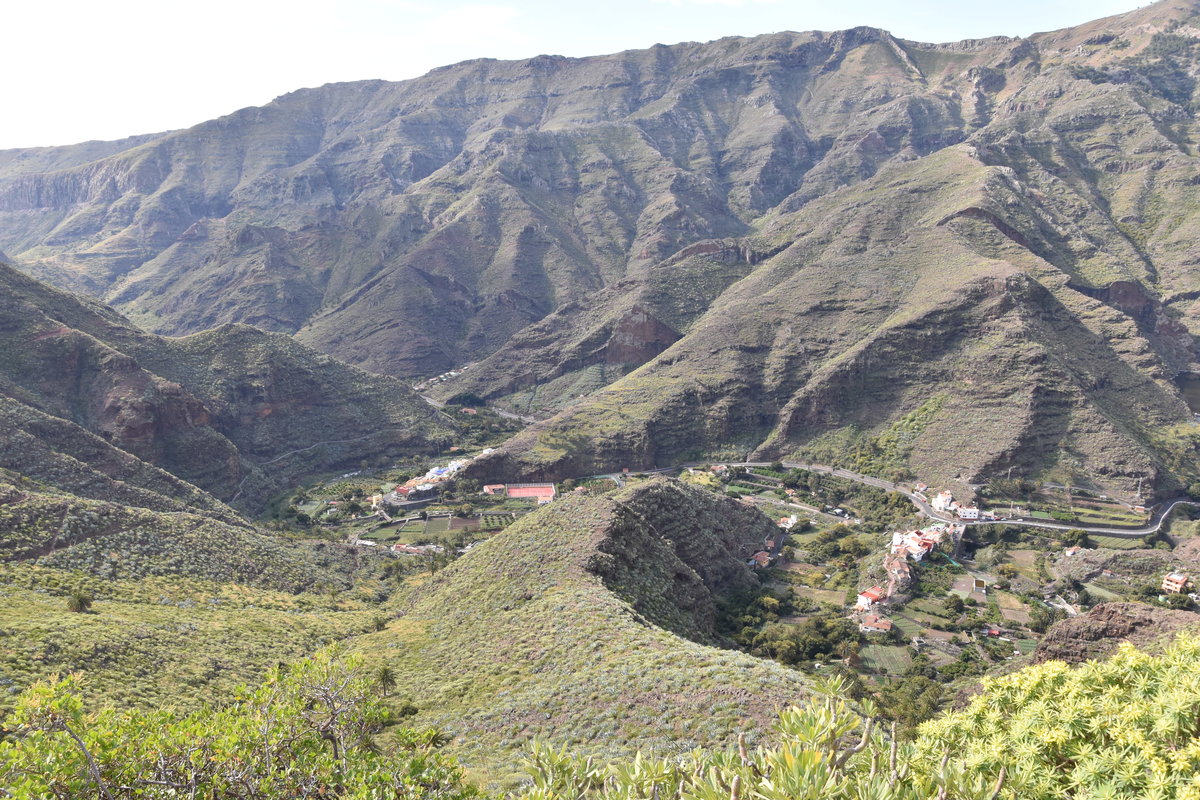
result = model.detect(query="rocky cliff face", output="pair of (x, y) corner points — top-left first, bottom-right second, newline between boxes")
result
(585, 478), (775, 642)
(6, 2), (1200, 495)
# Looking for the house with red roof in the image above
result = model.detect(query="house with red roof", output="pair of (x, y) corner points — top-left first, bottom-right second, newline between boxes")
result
(856, 586), (886, 611)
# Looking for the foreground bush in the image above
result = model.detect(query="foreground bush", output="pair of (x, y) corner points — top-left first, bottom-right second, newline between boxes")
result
(0, 649), (476, 800)
(919, 634), (1200, 799)
(517, 635), (1200, 800)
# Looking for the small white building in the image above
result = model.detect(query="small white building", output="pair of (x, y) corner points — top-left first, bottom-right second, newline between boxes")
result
(957, 506), (980, 520)
(931, 491), (955, 512)
(859, 614), (894, 634)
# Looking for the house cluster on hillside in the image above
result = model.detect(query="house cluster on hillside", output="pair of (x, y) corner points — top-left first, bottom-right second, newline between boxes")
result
(747, 551), (772, 569)
(856, 586), (886, 611)
(747, 530), (780, 570)
(890, 522), (964, 562)
(883, 551), (912, 592)
(851, 521), (965, 632)
(852, 586), (895, 633)
(482, 483), (557, 504)
(930, 490), (997, 521)
(375, 450), (498, 508)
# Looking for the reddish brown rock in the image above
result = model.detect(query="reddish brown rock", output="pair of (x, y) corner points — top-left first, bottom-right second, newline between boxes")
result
(1032, 602), (1200, 665)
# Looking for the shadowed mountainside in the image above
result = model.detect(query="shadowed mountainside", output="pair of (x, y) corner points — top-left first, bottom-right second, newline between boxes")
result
(0, 261), (453, 514)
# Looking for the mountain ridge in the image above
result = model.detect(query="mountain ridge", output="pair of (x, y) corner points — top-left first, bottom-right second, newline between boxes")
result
(6, 1), (1200, 496)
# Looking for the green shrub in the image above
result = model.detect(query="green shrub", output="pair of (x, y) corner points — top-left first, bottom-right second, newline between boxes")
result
(517, 635), (1200, 800)
(65, 589), (92, 614)
(0, 649), (477, 800)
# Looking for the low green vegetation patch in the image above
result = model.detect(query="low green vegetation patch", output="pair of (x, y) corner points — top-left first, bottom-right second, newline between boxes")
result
(860, 645), (913, 675)
(1087, 534), (1147, 550)
(0, 650), (476, 800)
(846, 394), (948, 482)
(0, 566), (376, 715)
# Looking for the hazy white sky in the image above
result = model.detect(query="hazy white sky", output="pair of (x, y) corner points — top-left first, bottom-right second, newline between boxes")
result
(1, 0), (1144, 150)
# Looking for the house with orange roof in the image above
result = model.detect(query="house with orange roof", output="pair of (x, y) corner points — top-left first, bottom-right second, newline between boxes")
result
(856, 586), (886, 611)
(748, 551), (772, 569)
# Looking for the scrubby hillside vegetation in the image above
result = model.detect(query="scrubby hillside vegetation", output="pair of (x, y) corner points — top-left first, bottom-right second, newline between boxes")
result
(5, 634), (1200, 798)
(518, 634), (1200, 800)
(0, 264), (461, 719)
(0, 650), (478, 800)
(351, 479), (812, 781)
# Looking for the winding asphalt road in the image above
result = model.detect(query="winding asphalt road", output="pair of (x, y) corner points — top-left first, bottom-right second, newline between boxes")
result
(705, 461), (1199, 539)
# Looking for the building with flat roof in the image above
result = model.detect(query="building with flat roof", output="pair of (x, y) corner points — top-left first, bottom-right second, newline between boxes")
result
(506, 483), (557, 503)
(1163, 572), (1191, 594)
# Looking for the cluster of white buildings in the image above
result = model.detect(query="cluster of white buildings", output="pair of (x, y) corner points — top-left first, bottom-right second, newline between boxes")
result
(374, 449), (499, 507)
(890, 522), (964, 562)
(930, 490), (998, 522)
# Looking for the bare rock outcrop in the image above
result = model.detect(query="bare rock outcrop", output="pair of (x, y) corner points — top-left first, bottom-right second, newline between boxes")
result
(1032, 602), (1200, 664)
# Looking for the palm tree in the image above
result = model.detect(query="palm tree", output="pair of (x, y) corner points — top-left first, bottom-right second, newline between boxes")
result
(375, 664), (397, 697)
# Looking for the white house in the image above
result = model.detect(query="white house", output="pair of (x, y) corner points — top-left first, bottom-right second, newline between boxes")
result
(931, 491), (955, 512)
(859, 614), (894, 634)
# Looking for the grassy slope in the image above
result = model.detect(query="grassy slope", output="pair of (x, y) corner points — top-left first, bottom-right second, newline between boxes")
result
(0, 565), (378, 716)
(352, 479), (809, 784)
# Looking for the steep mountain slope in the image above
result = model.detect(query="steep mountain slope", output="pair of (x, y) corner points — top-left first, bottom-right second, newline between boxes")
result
(467, 141), (1200, 497)
(7, 2), (1200, 496)
(1032, 601), (1200, 664)
(0, 261), (453, 512)
(0, 21), (1029, 376)
(457, 1), (1200, 498)
(357, 478), (810, 780)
